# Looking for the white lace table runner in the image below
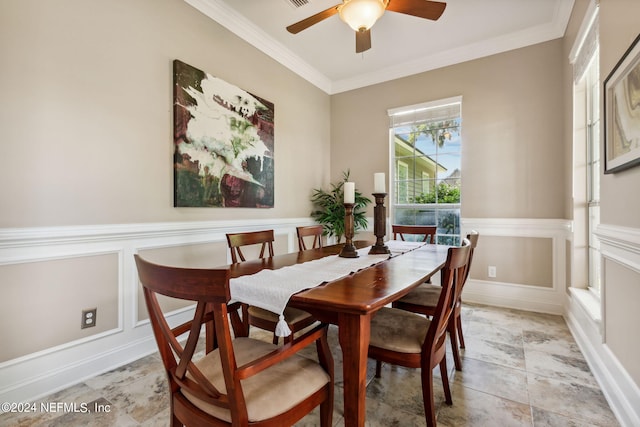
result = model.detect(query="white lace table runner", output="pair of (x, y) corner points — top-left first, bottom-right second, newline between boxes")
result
(229, 240), (425, 336)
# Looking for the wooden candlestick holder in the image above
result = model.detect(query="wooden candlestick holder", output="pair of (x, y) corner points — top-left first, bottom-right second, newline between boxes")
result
(369, 193), (391, 255)
(339, 203), (359, 258)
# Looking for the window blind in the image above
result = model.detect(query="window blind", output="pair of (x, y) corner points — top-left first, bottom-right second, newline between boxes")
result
(388, 96), (461, 128)
(570, 3), (599, 83)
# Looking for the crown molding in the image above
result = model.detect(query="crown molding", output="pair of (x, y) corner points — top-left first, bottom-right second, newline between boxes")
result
(184, 0), (333, 93)
(185, 0), (575, 95)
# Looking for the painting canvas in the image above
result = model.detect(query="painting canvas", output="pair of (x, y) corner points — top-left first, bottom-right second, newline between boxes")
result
(173, 60), (274, 207)
(604, 34), (640, 173)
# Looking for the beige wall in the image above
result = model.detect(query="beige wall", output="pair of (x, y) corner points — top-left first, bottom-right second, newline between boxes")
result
(0, 254), (119, 362)
(0, 0), (331, 228)
(470, 236), (553, 287)
(330, 0), (640, 398)
(330, 40), (566, 219)
(330, 36), (566, 297)
(596, 0), (640, 390)
(599, 0), (640, 229)
(0, 0), (331, 366)
(604, 259), (640, 386)
(562, 0), (640, 404)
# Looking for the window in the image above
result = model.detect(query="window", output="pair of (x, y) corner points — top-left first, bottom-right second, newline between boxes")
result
(585, 52), (601, 295)
(571, 3), (601, 299)
(388, 97), (462, 245)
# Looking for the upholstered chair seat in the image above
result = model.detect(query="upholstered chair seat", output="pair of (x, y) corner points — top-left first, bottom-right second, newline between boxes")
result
(394, 284), (441, 307)
(370, 307), (430, 353)
(184, 337), (330, 423)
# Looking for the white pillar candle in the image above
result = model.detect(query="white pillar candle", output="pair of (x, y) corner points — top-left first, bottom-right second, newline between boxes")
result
(374, 172), (385, 193)
(344, 182), (355, 204)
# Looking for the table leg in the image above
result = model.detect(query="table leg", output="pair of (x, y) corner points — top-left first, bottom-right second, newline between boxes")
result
(338, 312), (371, 427)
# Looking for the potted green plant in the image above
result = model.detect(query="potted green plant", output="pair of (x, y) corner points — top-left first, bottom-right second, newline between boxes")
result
(310, 171), (371, 243)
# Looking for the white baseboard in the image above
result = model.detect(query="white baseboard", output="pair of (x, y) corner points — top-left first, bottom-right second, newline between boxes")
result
(566, 293), (640, 427)
(464, 279), (564, 314)
(0, 308), (196, 406)
(0, 336), (158, 406)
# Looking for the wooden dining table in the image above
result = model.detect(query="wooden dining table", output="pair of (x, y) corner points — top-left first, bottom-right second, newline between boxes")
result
(226, 241), (450, 427)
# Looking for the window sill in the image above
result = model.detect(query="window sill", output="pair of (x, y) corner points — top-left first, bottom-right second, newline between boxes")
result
(570, 287), (601, 324)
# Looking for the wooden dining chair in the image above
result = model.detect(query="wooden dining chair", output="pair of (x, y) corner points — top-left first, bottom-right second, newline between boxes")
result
(226, 230), (316, 344)
(392, 231), (479, 371)
(134, 255), (334, 427)
(226, 229), (275, 263)
(392, 224), (437, 243)
(368, 240), (471, 427)
(296, 225), (324, 251)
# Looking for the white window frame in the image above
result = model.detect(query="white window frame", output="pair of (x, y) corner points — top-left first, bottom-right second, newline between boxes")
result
(422, 171), (430, 194)
(586, 53), (601, 297)
(569, 1), (602, 328)
(388, 96), (462, 245)
(396, 160), (409, 204)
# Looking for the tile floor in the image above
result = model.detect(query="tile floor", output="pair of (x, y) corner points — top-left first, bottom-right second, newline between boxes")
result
(1, 303), (620, 426)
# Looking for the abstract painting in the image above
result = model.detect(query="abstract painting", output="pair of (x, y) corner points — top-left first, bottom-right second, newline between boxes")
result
(604, 33), (640, 173)
(173, 60), (274, 206)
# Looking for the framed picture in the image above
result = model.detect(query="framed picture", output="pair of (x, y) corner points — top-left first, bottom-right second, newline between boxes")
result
(173, 60), (275, 207)
(604, 33), (640, 174)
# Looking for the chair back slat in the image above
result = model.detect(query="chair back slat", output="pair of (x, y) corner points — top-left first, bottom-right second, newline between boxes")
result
(392, 224), (437, 243)
(296, 225), (324, 251)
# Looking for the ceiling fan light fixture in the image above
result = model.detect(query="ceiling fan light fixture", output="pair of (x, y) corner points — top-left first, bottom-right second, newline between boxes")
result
(338, 0), (386, 32)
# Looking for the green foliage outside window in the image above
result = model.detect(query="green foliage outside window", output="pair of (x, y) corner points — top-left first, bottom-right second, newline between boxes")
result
(411, 182), (460, 204)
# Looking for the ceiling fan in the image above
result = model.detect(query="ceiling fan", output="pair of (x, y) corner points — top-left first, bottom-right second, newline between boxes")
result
(286, 0), (446, 53)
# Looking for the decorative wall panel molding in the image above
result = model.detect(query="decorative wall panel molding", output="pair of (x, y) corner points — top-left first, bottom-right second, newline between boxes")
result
(0, 218), (315, 404)
(461, 218), (572, 315)
(568, 222), (640, 427)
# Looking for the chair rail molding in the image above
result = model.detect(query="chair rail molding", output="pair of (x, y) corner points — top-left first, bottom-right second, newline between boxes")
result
(597, 223), (640, 274)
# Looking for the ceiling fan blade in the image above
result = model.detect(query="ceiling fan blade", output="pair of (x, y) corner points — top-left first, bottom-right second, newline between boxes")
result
(355, 29), (371, 53)
(286, 4), (341, 34)
(386, 0), (447, 21)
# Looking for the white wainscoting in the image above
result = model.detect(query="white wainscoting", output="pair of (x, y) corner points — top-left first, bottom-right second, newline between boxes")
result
(461, 218), (572, 315)
(0, 218), (317, 405)
(8, 216), (631, 414)
(566, 224), (640, 427)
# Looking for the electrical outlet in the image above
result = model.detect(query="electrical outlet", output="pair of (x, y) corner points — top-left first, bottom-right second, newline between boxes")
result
(488, 266), (497, 278)
(81, 308), (97, 329)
